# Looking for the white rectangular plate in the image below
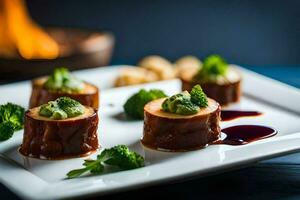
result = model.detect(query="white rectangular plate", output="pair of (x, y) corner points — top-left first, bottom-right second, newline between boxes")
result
(1, 66), (300, 200)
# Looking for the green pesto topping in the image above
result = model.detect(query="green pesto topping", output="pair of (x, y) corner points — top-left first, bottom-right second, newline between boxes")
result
(162, 85), (208, 115)
(44, 67), (84, 93)
(39, 97), (84, 120)
(194, 54), (228, 82)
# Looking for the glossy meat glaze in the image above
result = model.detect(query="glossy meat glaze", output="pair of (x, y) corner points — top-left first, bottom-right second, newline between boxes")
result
(19, 106), (99, 159)
(142, 98), (221, 151)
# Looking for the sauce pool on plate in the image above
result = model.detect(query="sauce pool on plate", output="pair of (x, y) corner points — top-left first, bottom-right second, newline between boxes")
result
(221, 110), (262, 121)
(214, 125), (277, 145)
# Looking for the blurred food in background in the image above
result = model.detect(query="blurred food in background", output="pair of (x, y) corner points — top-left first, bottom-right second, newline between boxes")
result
(114, 55), (202, 87)
(0, 0), (114, 82)
(138, 56), (175, 80)
(114, 54), (242, 106)
(181, 55), (242, 105)
(174, 56), (202, 80)
(0, 0), (59, 59)
(114, 67), (159, 87)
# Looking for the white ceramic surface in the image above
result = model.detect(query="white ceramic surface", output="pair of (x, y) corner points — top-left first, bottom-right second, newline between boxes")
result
(1, 66), (300, 200)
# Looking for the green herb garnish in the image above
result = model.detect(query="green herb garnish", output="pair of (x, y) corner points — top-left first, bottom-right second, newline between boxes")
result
(44, 67), (84, 93)
(0, 103), (25, 141)
(39, 97), (84, 120)
(67, 145), (145, 179)
(162, 85), (208, 115)
(124, 89), (167, 119)
(194, 54), (228, 81)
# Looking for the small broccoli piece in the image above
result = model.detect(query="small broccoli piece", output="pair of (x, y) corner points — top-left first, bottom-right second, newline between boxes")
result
(102, 145), (145, 169)
(0, 103), (25, 141)
(190, 85), (208, 108)
(203, 54), (228, 75)
(66, 145), (145, 179)
(194, 55), (228, 81)
(44, 67), (84, 93)
(0, 103), (25, 130)
(162, 85), (209, 115)
(124, 89), (167, 119)
(162, 91), (199, 115)
(39, 97), (84, 119)
(0, 121), (15, 141)
(147, 89), (167, 99)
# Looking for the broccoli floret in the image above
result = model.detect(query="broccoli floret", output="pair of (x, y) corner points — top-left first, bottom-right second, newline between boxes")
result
(190, 85), (208, 108)
(44, 67), (84, 93)
(0, 121), (15, 141)
(194, 55), (228, 81)
(162, 85), (208, 115)
(0, 103), (25, 141)
(0, 103), (25, 130)
(101, 145), (145, 169)
(66, 145), (145, 179)
(203, 54), (228, 75)
(39, 97), (84, 119)
(124, 89), (167, 119)
(162, 91), (199, 115)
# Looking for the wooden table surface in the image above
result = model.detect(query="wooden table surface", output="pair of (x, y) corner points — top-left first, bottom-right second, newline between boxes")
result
(1, 65), (300, 200)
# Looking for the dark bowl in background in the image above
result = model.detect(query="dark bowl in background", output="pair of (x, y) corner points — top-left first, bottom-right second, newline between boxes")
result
(0, 27), (115, 82)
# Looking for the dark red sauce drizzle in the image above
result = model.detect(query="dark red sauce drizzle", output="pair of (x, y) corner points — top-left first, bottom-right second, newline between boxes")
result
(221, 110), (262, 121)
(214, 125), (277, 145)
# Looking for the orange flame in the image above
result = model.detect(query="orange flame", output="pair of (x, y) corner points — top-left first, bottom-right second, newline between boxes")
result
(0, 0), (59, 59)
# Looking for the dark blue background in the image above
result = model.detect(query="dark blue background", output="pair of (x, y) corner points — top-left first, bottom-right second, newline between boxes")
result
(1, 1), (300, 200)
(27, 0), (300, 65)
